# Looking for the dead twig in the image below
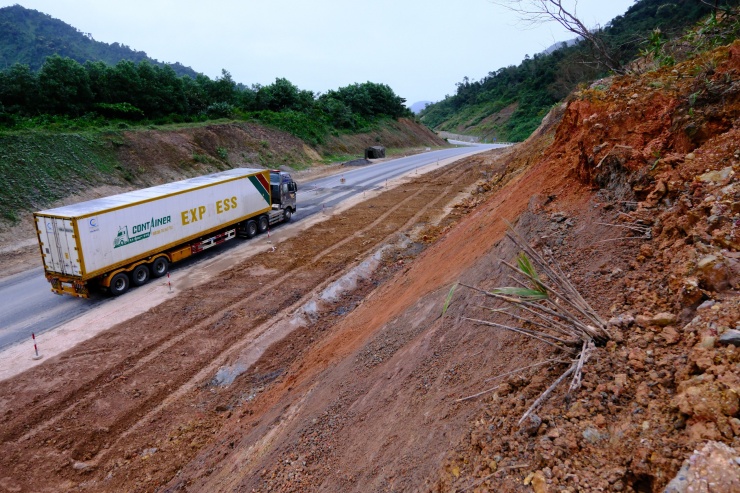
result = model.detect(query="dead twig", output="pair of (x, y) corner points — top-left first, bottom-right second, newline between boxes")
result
(457, 464), (530, 493)
(483, 358), (567, 383)
(463, 317), (573, 350)
(450, 224), (610, 425)
(597, 236), (650, 243)
(519, 363), (575, 425)
(455, 384), (502, 403)
(597, 222), (651, 234)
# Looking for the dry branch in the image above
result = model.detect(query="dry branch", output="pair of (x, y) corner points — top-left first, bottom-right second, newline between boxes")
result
(453, 224), (610, 425)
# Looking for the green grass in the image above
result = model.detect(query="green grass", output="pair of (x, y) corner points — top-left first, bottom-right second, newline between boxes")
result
(0, 131), (118, 221)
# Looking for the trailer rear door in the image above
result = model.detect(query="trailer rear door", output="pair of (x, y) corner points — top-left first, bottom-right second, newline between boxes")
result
(35, 215), (82, 277)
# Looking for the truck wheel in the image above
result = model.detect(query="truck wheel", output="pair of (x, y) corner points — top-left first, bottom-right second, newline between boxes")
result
(283, 208), (292, 222)
(109, 273), (130, 296)
(245, 220), (258, 238)
(131, 264), (150, 286)
(258, 215), (269, 233)
(151, 257), (168, 278)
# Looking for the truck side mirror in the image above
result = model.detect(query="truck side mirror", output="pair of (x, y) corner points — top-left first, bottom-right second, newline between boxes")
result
(290, 183), (297, 192)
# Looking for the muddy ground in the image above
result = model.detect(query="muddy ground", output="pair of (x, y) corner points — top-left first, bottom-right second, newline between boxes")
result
(0, 147), (516, 492)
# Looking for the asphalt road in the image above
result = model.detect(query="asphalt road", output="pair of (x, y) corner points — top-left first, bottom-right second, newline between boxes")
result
(0, 143), (501, 349)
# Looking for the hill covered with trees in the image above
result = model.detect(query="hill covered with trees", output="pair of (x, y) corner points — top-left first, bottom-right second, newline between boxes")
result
(0, 4), (411, 146)
(421, 0), (740, 142)
(0, 5), (198, 78)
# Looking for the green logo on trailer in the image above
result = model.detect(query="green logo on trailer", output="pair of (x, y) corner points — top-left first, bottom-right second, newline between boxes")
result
(113, 215), (171, 249)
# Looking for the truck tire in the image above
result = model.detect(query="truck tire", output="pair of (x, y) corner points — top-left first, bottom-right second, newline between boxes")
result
(245, 220), (258, 238)
(151, 257), (168, 278)
(283, 208), (292, 222)
(131, 264), (150, 286)
(109, 272), (130, 296)
(258, 215), (269, 233)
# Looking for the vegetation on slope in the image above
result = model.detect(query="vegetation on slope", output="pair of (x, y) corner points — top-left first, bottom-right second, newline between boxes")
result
(0, 132), (117, 222)
(0, 56), (411, 145)
(0, 5), (426, 224)
(420, 0), (740, 142)
(0, 4), (412, 146)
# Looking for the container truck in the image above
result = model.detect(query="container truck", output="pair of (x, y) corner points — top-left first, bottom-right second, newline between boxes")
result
(34, 168), (297, 298)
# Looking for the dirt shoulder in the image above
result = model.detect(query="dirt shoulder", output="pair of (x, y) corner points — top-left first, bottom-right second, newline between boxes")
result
(0, 147), (510, 492)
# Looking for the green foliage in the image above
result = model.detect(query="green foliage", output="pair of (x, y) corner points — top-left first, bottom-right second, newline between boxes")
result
(492, 253), (549, 300)
(253, 110), (330, 146)
(0, 58), (410, 146)
(192, 153), (212, 164)
(421, 0), (737, 141)
(0, 5), (198, 78)
(0, 132), (117, 222)
(442, 283), (458, 316)
(0, 5), (415, 149)
(95, 102), (145, 119)
(256, 77), (314, 112)
(321, 82), (411, 121)
(206, 102), (235, 119)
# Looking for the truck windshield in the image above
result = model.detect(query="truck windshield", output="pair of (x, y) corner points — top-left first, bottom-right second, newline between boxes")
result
(270, 172), (280, 184)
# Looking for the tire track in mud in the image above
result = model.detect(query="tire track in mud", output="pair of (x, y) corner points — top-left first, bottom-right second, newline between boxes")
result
(85, 161), (479, 466)
(0, 157), (492, 488)
(7, 184), (419, 446)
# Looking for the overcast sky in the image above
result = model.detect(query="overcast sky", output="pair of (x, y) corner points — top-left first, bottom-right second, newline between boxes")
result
(1, 0), (636, 105)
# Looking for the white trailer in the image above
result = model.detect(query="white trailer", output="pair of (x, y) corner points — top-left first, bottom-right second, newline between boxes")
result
(34, 168), (297, 297)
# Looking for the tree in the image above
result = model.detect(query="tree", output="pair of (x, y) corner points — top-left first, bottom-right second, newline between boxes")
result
(491, 0), (623, 73)
(38, 55), (92, 114)
(210, 69), (238, 105)
(255, 77), (314, 112)
(0, 63), (39, 114)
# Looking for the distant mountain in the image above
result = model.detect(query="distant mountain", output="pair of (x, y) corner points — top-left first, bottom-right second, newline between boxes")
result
(409, 101), (432, 114)
(540, 37), (581, 55)
(0, 5), (199, 77)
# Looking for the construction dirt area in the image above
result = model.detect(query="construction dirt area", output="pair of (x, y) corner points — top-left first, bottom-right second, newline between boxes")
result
(1, 42), (740, 493)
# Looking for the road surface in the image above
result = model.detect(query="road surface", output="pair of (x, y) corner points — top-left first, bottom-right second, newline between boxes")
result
(0, 143), (501, 349)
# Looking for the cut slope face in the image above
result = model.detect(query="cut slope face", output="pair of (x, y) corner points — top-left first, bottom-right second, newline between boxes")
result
(0, 40), (738, 493)
(174, 41), (740, 492)
(433, 41), (740, 492)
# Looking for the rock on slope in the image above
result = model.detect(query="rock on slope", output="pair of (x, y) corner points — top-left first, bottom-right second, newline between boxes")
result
(433, 40), (740, 493)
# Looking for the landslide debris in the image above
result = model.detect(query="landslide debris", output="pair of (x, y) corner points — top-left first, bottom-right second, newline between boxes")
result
(435, 41), (740, 493)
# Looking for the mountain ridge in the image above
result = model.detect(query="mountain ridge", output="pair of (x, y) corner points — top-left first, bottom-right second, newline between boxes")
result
(0, 4), (199, 78)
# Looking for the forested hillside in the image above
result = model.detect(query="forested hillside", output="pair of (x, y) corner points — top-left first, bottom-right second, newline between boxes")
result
(0, 5), (197, 77)
(421, 0), (740, 142)
(0, 4), (412, 145)
(0, 5), (425, 226)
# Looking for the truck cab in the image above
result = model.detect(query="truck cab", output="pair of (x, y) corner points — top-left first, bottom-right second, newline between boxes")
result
(270, 170), (297, 214)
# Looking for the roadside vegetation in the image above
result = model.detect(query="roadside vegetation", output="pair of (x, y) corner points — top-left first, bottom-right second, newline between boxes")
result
(0, 57), (411, 146)
(0, 6), (420, 225)
(420, 0), (740, 142)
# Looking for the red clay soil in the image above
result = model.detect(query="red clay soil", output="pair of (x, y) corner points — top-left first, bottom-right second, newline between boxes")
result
(0, 147), (515, 493)
(1, 41), (739, 493)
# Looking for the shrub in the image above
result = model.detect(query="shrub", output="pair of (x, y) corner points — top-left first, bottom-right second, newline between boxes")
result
(206, 102), (235, 119)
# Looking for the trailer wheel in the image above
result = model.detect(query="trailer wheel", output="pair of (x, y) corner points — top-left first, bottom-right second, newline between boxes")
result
(245, 220), (258, 238)
(109, 273), (130, 296)
(151, 257), (168, 278)
(258, 215), (269, 233)
(283, 208), (292, 222)
(131, 264), (150, 286)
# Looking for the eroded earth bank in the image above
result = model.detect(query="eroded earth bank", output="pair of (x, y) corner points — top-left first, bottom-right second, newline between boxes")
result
(2, 42), (740, 493)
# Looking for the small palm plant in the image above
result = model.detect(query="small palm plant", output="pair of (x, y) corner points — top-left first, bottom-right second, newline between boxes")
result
(452, 226), (610, 424)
